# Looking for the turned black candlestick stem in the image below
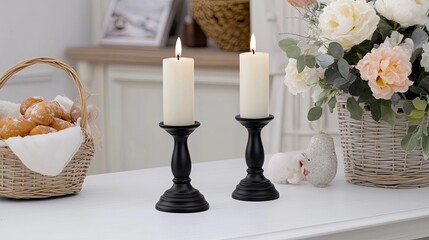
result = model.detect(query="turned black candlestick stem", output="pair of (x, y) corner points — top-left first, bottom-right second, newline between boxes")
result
(156, 121), (209, 213)
(232, 115), (279, 201)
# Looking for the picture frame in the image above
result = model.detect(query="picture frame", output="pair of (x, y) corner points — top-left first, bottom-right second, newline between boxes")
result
(101, 0), (177, 47)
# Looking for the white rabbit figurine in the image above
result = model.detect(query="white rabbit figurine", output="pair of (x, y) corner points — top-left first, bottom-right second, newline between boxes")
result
(268, 151), (307, 184)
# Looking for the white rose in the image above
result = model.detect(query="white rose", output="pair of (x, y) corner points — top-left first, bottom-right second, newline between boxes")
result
(319, 0), (380, 50)
(375, 0), (429, 27)
(421, 43), (429, 72)
(284, 59), (324, 95)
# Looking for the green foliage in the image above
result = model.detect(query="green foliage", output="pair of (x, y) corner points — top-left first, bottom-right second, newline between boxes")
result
(316, 54), (334, 69)
(308, 106), (323, 121)
(328, 42), (344, 59)
(278, 38), (301, 59)
(380, 100), (396, 126)
(346, 97), (363, 120)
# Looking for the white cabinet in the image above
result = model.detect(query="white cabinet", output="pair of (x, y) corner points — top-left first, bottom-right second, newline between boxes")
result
(67, 47), (247, 174)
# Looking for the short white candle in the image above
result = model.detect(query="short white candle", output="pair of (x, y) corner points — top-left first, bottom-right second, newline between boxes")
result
(240, 34), (269, 119)
(163, 38), (195, 126)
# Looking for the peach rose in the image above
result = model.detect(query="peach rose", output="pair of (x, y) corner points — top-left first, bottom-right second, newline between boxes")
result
(356, 43), (413, 100)
(288, 0), (316, 8)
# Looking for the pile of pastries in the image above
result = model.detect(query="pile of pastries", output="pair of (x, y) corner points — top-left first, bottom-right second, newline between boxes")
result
(0, 97), (78, 139)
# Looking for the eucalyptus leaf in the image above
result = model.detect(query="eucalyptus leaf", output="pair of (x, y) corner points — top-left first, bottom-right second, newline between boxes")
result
(328, 42), (344, 59)
(337, 58), (350, 79)
(406, 109), (425, 124)
(401, 132), (419, 152)
(411, 28), (428, 50)
(391, 93), (401, 106)
(412, 97), (427, 111)
(279, 38), (298, 51)
(285, 45), (301, 59)
(297, 55), (306, 73)
(346, 97), (363, 120)
(349, 78), (364, 96)
(419, 75), (429, 93)
(411, 48), (423, 63)
(410, 86), (426, 95)
(308, 106), (323, 121)
(380, 100), (396, 126)
(370, 100), (382, 122)
(422, 133), (429, 156)
(325, 68), (342, 85)
(333, 77), (349, 88)
(328, 97), (337, 113)
(403, 100), (414, 115)
(377, 17), (392, 37)
(409, 125), (419, 134)
(304, 55), (316, 68)
(316, 54), (335, 69)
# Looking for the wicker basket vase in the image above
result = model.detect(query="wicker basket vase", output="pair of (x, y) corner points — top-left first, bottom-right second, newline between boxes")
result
(337, 96), (429, 188)
(0, 57), (95, 199)
(192, 0), (250, 52)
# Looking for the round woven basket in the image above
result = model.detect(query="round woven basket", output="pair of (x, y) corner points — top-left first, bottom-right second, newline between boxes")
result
(337, 96), (429, 188)
(192, 0), (250, 52)
(0, 57), (94, 199)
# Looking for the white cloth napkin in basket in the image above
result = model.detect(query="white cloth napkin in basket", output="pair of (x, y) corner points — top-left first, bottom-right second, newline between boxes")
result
(5, 126), (83, 176)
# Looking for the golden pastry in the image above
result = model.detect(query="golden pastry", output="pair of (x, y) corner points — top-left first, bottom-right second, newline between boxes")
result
(70, 104), (81, 123)
(29, 125), (57, 136)
(29, 102), (55, 125)
(47, 101), (64, 118)
(1, 117), (37, 139)
(50, 117), (74, 131)
(20, 97), (44, 115)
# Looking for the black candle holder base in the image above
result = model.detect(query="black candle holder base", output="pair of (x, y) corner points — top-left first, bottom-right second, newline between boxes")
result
(233, 115), (279, 201)
(232, 171), (279, 201)
(157, 122), (209, 213)
(156, 181), (209, 213)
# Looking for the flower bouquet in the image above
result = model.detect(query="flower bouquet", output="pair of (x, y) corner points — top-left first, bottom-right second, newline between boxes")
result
(280, 0), (429, 188)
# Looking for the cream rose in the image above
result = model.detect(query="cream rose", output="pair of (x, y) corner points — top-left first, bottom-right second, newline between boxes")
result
(356, 33), (413, 100)
(375, 0), (429, 27)
(284, 59), (324, 95)
(319, 0), (380, 50)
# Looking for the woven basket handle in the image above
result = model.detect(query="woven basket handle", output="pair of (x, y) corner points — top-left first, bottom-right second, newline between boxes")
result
(0, 57), (88, 129)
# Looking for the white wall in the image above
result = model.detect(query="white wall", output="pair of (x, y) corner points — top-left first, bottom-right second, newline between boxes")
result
(0, 0), (92, 103)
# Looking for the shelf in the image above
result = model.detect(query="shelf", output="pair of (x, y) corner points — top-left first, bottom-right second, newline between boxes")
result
(65, 46), (239, 69)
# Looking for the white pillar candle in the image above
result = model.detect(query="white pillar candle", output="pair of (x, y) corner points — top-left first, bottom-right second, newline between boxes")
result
(240, 34), (269, 119)
(163, 38), (195, 126)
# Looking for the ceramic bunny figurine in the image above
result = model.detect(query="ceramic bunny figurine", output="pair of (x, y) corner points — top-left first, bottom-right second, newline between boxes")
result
(301, 132), (337, 187)
(268, 151), (306, 184)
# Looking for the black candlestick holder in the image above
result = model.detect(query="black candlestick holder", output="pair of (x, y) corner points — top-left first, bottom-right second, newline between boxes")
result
(232, 115), (279, 201)
(156, 121), (209, 213)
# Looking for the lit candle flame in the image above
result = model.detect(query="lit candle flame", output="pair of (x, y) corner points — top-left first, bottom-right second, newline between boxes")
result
(250, 33), (256, 54)
(175, 37), (182, 60)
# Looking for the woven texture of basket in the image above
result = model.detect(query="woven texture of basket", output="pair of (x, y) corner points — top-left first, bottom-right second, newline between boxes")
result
(0, 57), (94, 199)
(337, 96), (429, 188)
(192, 0), (250, 52)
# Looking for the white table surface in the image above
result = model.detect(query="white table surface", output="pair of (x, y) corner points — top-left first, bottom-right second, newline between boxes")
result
(1, 154), (429, 240)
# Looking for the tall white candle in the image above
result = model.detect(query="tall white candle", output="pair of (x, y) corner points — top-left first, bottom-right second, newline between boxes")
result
(163, 38), (195, 126)
(240, 34), (269, 118)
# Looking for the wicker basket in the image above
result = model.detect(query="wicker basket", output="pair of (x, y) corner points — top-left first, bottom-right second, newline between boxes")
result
(192, 0), (250, 52)
(337, 96), (429, 188)
(0, 57), (95, 199)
